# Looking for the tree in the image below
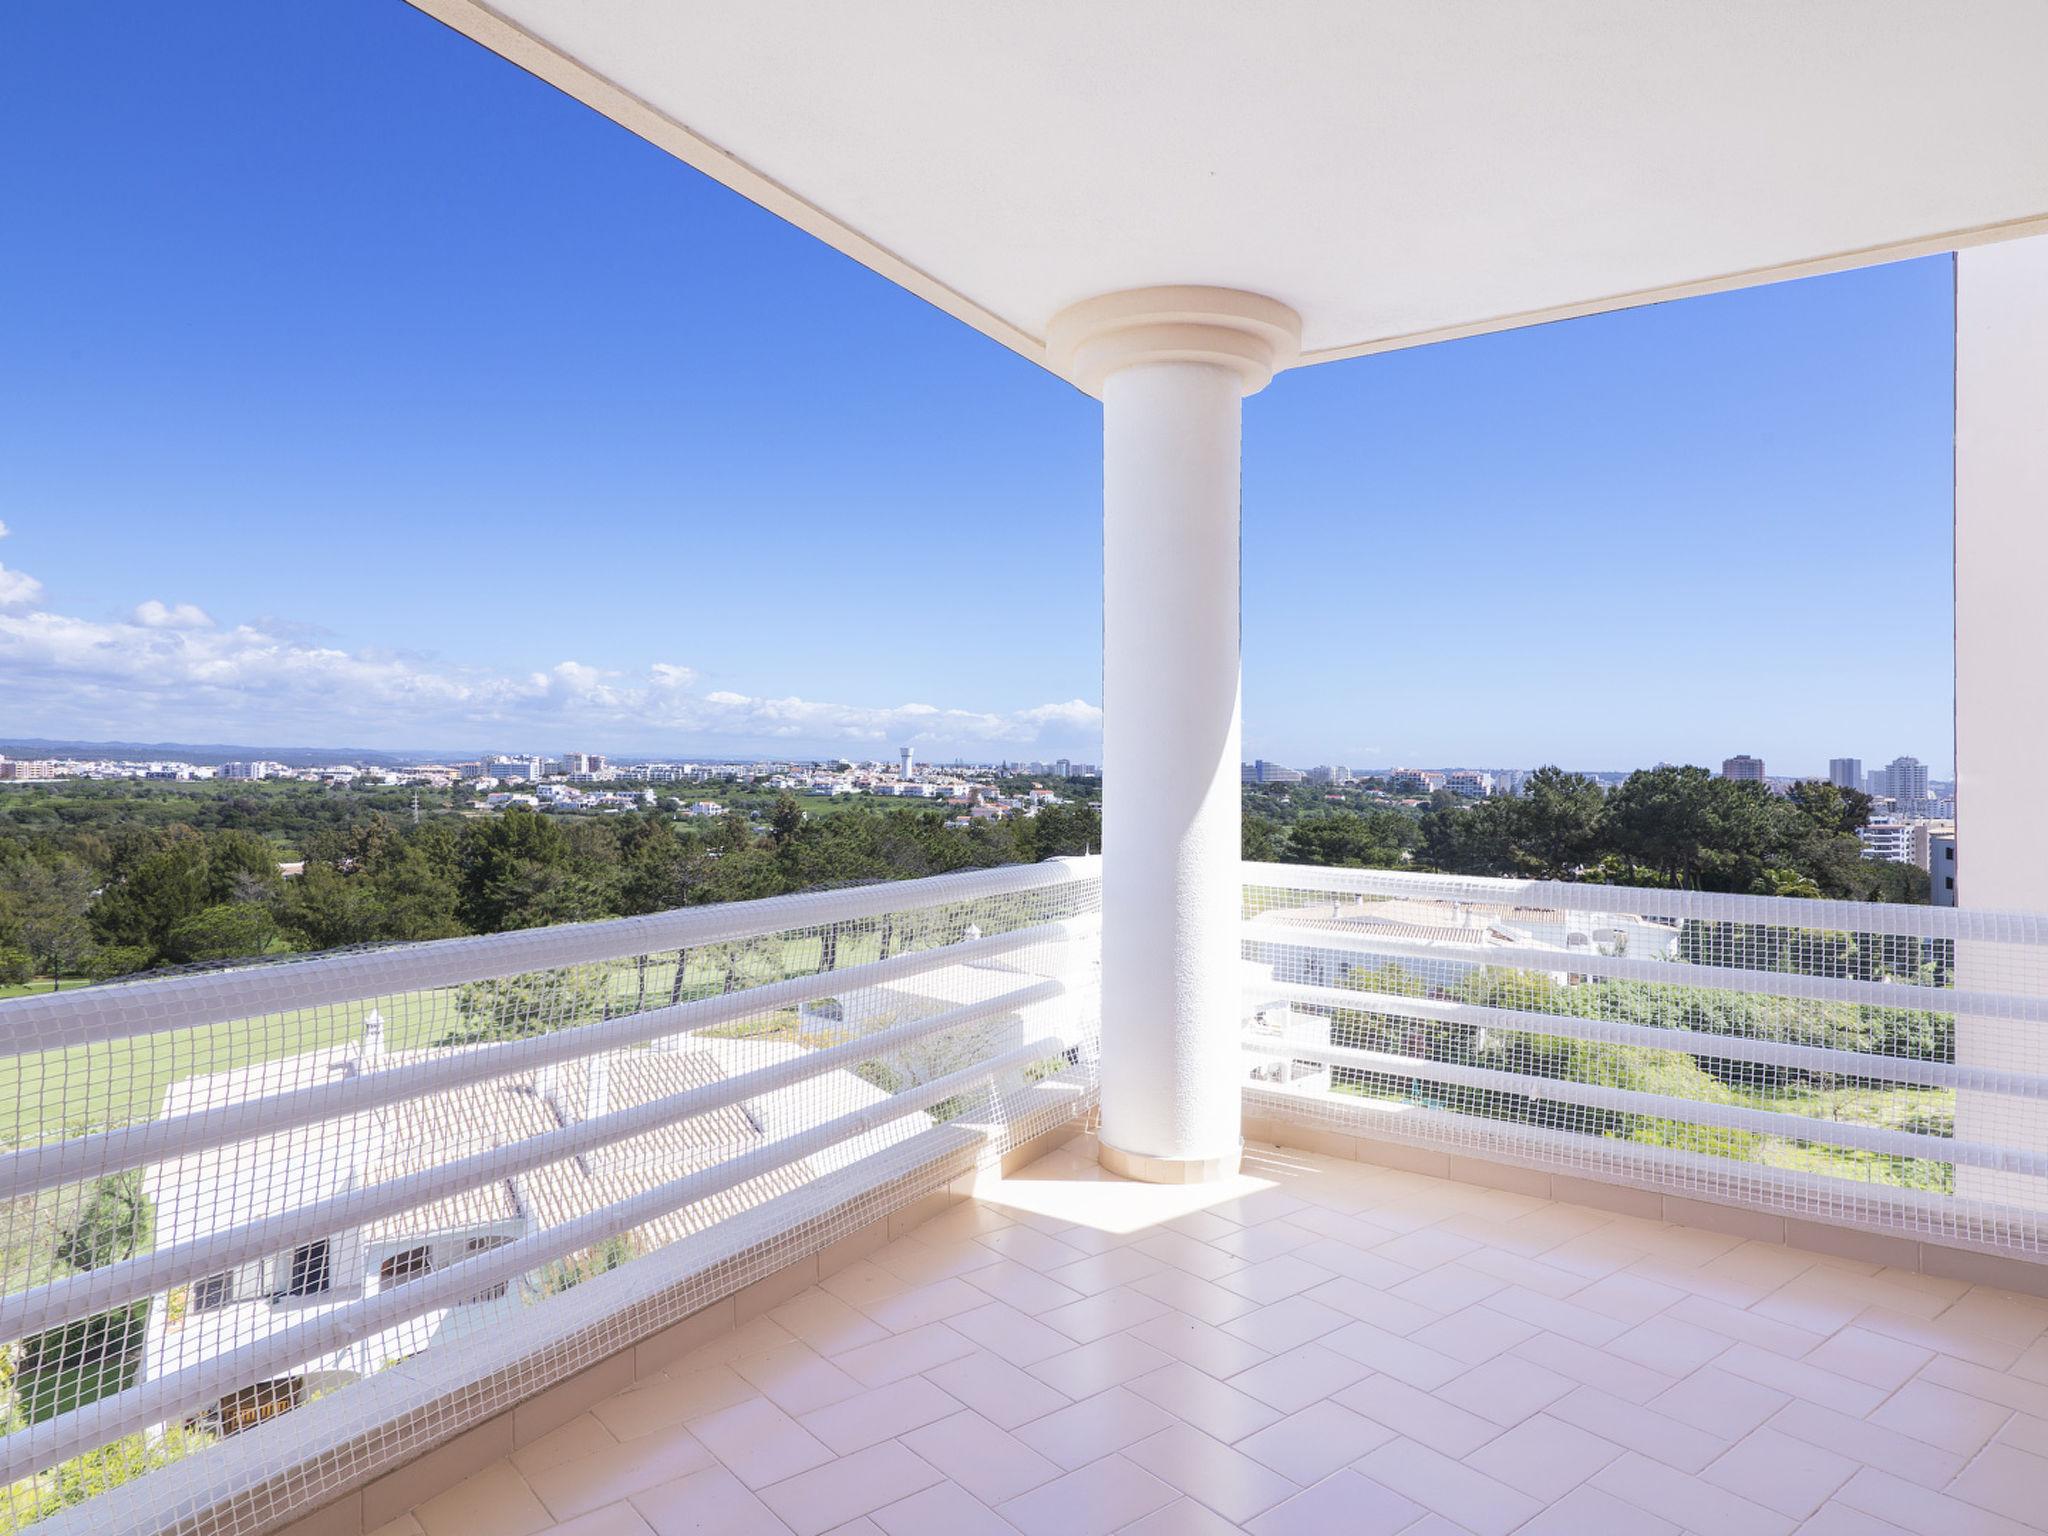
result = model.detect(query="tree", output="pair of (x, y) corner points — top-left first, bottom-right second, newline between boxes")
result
(163, 902), (278, 964)
(55, 1172), (153, 1273)
(1513, 766), (1605, 878)
(1286, 811), (1416, 868)
(458, 810), (574, 932)
(0, 857), (95, 987)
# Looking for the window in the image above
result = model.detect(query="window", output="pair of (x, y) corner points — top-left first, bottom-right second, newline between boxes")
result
(286, 1240), (331, 1297)
(461, 1235), (515, 1303)
(191, 1271), (235, 1311)
(379, 1245), (432, 1289)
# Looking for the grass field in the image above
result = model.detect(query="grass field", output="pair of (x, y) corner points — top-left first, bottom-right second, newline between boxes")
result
(0, 923), (959, 1149)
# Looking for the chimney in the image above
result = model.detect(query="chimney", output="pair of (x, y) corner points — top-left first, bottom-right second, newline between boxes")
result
(361, 1009), (385, 1067)
(586, 1054), (611, 1122)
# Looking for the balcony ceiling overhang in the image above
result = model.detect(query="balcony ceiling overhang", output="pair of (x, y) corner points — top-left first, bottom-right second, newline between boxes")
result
(414, 1), (2048, 387)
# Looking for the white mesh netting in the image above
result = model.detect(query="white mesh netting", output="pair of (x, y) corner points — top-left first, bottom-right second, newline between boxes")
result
(1241, 861), (2048, 1255)
(0, 859), (1101, 1535)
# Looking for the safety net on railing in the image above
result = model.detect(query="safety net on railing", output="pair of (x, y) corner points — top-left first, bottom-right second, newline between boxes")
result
(0, 858), (1101, 1535)
(1241, 862), (2048, 1254)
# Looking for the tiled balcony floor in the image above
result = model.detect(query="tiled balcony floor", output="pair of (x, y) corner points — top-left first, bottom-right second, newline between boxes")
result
(391, 1134), (2048, 1536)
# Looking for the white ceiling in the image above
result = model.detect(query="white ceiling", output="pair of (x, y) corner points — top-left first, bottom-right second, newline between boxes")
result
(416, 1), (2048, 376)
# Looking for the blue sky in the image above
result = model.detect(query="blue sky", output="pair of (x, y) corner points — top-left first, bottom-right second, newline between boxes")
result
(0, 4), (1956, 776)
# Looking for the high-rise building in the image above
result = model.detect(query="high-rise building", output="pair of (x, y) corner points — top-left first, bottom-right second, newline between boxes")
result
(1828, 757), (1862, 792)
(1721, 755), (1765, 782)
(1858, 822), (1915, 864)
(899, 745), (916, 781)
(1241, 760), (1305, 784)
(1930, 831), (1957, 906)
(1877, 755), (1930, 805)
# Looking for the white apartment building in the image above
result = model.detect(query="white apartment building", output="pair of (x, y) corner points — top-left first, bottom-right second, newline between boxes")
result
(1858, 820), (1915, 863)
(1828, 757), (1862, 791)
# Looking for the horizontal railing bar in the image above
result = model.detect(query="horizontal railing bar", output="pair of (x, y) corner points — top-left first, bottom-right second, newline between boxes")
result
(1241, 1081), (2048, 1246)
(0, 1034), (1064, 1485)
(1247, 978), (2048, 1100)
(0, 857), (1099, 1055)
(1238, 1034), (2048, 1178)
(1242, 861), (2048, 944)
(0, 978), (1074, 1345)
(0, 918), (1087, 1204)
(1241, 919), (2046, 1020)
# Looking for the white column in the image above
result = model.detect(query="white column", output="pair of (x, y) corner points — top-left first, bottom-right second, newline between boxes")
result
(1048, 288), (1300, 1182)
(1955, 236), (2048, 1209)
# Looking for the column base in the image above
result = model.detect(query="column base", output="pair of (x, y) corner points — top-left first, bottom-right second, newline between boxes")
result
(1098, 1138), (1243, 1185)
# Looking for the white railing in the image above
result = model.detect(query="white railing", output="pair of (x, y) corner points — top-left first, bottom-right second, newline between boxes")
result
(1241, 861), (2048, 1254)
(0, 858), (1101, 1534)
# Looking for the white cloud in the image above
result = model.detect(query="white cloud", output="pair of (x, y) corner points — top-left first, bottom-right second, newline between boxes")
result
(0, 584), (1101, 755)
(133, 599), (216, 630)
(0, 520), (11, 538)
(0, 565), (41, 610)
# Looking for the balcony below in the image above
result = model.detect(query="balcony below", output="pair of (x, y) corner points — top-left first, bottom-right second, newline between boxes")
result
(362, 1128), (2048, 1536)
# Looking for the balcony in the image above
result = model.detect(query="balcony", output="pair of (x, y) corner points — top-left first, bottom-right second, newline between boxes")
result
(3, 861), (2046, 1534)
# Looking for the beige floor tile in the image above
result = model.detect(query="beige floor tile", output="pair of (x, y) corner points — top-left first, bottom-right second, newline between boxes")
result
(1546, 1383), (1730, 1473)
(759, 1442), (941, 1536)
(1012, 1385), (1176, 1469)
(857, 1277), (989, 1333)
(1508, 1331), (1676, 1404)
(1997, 1410), (2048, 1456)
(1215, 1254), (1338, 1305)
(548, 1503), (659, 1536)
(1604, 1313), (1732, 1376)
(523, 1425), (715, 1522)
(1766, 1399), (1964, 1489)
(1647, 1364), (1790, 1440)
(1290, 1235), (1417, 1290)
(1126, 1359), (1284, 1443)
(1936, 1289), (2048, 1348)
(1666, 1294), (1828, 1358)
(1025, 1331), (1172, 1397)
(1117, 1495), (1245, 1536)
(1804, 1325), (1934, 1390)
(1407, 1302), (1540, 1366)
(511, 1412), (617, 1477)
(628, 1464), (785, 1536)
(872, 1236), (1001, 1286)
(869, 1480), (1018, 1536)
(993, 1453), (1177, 1536)
(833, 1321), (976, 1385)
(1227, 1342), (1372, 1412)
(1126, 1310), (1271, 1378)
(1700, 1426), (1858, 1519)
(944, 1299), (1075, 1366)
(797, 1376), (962, 1455)
(733, 1341), (865, 1415)
(1590, 1450), (1794, 1536)
(590, 1366), (756, 1441)
(1245, 1467), (1423, 1536)
(1221, 1294), (1349, 1354)
(1865, 1378), (2013, 1456)
(687, 1396), (833, 1490)
(1321, 1319), (1466, 1389)
(1302, 1275), (1439, 1335)
(1942, 1440), (2048, 1527)
(1125, 1266), (1261, 1325)
(973, 1223), (1090, 1273)
(414, 1465), (553, 1536)
(1712, 1342), (1887, 1416)
(1133, 1228), (1247, 1282)
(1037, 1285), (1169, 1342)
(921, 1349), (1070, 1430)
(900, 1409), (1060, 1505)
(1234, 1400), (1394, 1485)
(1434, 1352), (1574, 1427)
(1040, 1246), (1165, 1296)
(367, 1519), (425, 1536)
(1833, 1466), (2039, 1536)
(1332, 1373), (1502, 1456)
(1511, 1483), (1681, 1536)
(959, 1259), (1085, 1316)
(772, 1289), (892, 1354)
(1921, 1352), (2048, 1418)
(1796, 1502), (1916, 1535)
(1122, 1422), (1299, 1524)
(1355, 1439), (1541, 1536)
(1463, 1412), (1622, 1502)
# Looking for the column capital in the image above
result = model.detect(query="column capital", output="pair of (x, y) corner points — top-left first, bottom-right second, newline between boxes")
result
(1046, 286), (1301, 398)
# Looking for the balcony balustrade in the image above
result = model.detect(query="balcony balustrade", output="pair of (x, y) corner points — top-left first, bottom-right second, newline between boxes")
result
(2, 858), (2045, 1533)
